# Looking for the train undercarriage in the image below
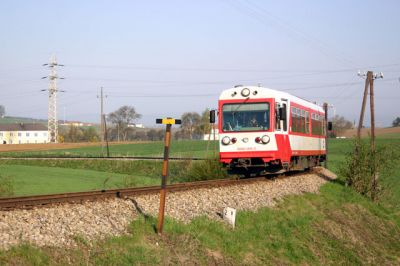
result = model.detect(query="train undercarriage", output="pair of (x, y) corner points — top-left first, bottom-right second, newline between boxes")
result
(225, 155), (326, 177)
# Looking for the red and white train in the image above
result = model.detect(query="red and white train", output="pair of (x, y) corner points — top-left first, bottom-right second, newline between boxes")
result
(216, 85), (327, 176)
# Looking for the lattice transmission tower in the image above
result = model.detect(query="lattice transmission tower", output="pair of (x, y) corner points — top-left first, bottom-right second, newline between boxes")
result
(42, 55), (64, 143)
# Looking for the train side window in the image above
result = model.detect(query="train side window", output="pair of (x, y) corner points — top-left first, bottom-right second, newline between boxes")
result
(291, 107), (296, 132)
(311, 113), (317, 135)
(305, 111), (310, 134)
(282, 103), (287, 131)
(317, 114), (320, 135)
(319, 115), (323, 135)
(275, 104), (281, 131)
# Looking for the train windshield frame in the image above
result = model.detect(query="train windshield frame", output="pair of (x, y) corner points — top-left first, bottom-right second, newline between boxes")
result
(222, 102), (270, 132)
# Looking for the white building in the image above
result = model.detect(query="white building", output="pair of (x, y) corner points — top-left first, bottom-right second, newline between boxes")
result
(0, 123), (48, 144)
(128, 124), (145, 128)
(60, 121), (93, 127)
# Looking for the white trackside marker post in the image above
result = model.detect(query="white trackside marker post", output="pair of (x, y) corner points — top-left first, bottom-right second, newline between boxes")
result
(223, 207), (236, 228)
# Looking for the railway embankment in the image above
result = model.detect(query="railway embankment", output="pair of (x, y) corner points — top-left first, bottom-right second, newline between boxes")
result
(0, 168), (335, 250)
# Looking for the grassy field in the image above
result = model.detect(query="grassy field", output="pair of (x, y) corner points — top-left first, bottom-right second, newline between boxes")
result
(0, 136), (398, 197)
(0, 159), (208, 196)
(0, 140), (219, 158)
(0, 136), (399, 264)
(0, 140), (219, 196)
(0, 140), (220, 196)
(0, 164), (159, 196)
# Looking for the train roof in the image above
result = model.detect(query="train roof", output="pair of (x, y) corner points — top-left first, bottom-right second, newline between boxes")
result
(219, 85), (325, 112)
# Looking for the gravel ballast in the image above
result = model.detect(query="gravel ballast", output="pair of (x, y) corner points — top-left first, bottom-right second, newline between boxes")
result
(0, 168), (336, 249)
(133, 168), (336, 223)
(0, 199), (136, 250)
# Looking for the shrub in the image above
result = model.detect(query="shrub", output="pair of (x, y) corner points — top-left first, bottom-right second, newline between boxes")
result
(339, 139), (399, 201)
(183, 157), (229, 182)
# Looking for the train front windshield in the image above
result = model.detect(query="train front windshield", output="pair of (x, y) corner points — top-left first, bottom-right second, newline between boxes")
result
(222, 102), (270, 132)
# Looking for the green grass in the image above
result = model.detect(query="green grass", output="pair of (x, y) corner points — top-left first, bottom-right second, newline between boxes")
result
(0, 164), (159, 197)
(0, 136), (399, 264)
(0, 158), (226, 196)
(0, 140), (219, 158)
(0, 140), (220, 196)
(1, 181), (399, 265)
(166, 183), (400, 264)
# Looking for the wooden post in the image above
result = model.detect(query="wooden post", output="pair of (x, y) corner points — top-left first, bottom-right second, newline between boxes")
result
(155, 118), (181, 234)
(103, 114), (110, 157)
(157, 124), (171, 234)
(369, 75), (376, 156)
(369, 74), (377, 200)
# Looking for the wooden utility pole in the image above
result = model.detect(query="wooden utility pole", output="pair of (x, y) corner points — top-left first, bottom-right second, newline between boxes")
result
(356, 71), (382, 142)
(98, 87), (107, 156)
(369, 73), (378, 200)
(155, 118), (181, 234)
(356, 70), (383, 200)
(357, 71), (372, 138)
(103, 114), (110, 157)
(369, 75), (376, 153)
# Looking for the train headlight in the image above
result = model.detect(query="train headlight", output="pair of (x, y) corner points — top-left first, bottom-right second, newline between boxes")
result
(241, 88), (250, 97)
(221, 136), (231, 145)
(261, 135), (270, 144)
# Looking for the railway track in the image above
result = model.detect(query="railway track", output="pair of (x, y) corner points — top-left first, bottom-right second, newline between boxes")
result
(0, 156), (205, 161)
(0, 177), (267, 211)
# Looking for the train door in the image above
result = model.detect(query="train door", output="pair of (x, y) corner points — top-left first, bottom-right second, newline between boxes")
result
(275, 99), (290, 163)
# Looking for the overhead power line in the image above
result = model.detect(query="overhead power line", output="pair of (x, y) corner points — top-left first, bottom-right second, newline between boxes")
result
(64, 62), (400, 73)
(225, 0), (356, 67)
(108, 93), (218, 98)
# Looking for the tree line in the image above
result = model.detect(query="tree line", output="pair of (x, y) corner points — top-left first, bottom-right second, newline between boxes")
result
(59, 106), (213, 142)
(0, 101), (394, 142)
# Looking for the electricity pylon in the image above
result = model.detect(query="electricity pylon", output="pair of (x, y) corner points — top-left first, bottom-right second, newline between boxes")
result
(42, 55), (65, 143)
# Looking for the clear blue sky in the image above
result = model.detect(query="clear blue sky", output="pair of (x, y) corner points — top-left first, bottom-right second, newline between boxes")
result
(0, 0), (399, 127)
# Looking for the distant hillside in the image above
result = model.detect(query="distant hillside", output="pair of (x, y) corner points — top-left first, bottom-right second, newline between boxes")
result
(0, 116), (47, 125)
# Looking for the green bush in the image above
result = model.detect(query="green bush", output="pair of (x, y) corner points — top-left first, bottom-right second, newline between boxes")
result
(182, 157), (229, 182)
(0, 175), (14, 197)
(339, 139), (399, 201)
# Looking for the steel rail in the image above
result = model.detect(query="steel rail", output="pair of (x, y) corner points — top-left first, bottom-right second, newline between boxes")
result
(0, 177), (266, 211)
(0, 156), (205, 161)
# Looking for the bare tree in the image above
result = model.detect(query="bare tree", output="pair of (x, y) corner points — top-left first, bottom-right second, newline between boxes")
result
(0, 105), (5, 118)
(392, 117), (400, 127)
(59, 125), (99, 142)
(108, 106), (141, 141)
(181, 112), (201, 139)
(332, 115), (353, 136)
(147, 128), (164, 141)
(198, 108), (212, 137)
